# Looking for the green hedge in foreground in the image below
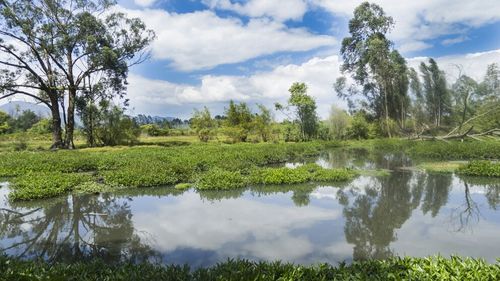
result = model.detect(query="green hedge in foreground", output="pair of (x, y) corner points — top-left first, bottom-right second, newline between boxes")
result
(0, 256), (498, 281)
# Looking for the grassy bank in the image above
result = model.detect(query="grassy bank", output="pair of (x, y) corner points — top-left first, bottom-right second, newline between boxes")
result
(0, 141), (355, 201)
(0, 256), (498, 281)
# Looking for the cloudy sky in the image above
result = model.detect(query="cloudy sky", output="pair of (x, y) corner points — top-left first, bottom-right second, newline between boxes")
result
(7, 0), (500, 118)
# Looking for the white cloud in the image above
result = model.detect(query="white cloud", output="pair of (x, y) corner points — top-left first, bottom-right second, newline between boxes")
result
(311, 0), (500, 53)
(134, 0), (157, 7)
(407, 49), (500, 81)
(127, 55), (346, 118)
(203, 0), (308, 22)
(119, 7), (335, 71)
(127, 49), (500, 118)
(441, 35), (469, 46)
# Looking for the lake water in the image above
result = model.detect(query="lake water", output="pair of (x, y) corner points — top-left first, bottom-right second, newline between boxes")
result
(0, 148), (499, 266)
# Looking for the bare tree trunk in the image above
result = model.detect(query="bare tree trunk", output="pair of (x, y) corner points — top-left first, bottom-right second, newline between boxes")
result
(383, 83), (392, 138)
(65, 89), (76, 149)
(459, 93), (469, 132)
(48, 94), (64, 149)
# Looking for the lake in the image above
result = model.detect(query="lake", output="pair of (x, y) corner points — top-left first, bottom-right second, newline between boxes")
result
(1, 148), (499, 267)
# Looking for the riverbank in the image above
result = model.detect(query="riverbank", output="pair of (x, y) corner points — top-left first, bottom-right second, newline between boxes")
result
(0, 256), (497, 281)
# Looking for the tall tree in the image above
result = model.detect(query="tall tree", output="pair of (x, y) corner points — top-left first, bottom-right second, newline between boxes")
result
(419, 59), (450, 127)
(276, 82), (318, 140)
(452, 75), (479, 131)
(337, 2), (409, 137)
(0, 0), (154, 148)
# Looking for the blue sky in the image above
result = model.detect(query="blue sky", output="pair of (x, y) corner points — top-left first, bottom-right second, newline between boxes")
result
(114, 1), (500, 118)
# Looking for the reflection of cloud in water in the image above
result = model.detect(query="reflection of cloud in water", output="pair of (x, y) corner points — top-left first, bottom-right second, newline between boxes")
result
(393, 211), (500, 262)
(133, 191), (339, 261)
(310, 186), (339, 200)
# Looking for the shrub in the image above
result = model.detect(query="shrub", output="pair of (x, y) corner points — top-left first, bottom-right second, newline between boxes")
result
(174, 183), (191, 190)
(458, 161), (500, 177)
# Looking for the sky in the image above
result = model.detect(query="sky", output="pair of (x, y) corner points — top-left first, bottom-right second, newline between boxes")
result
(4, 0), (500, 119)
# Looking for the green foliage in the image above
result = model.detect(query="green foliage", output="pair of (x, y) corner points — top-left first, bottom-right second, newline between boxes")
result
(10, 172), (91, 201)
(418, 162), (464, 174)
(253, 104), (272, 142)
(191, 107), (216, 142)
(174, 183), (191, 190)
(328, 106), (351, 140)
(0, 142), (331, 200)
(28, 118), (52, 134)
(338, 2), (410, 133)
(0, 110), (11, 134)
(347, 112), (370, 140)
(196, 169), (247, 190)
(74, 181), (113, 194)
(423, 60), (450, 125)
(95, 104), (141, 146)
(458, 161), (500, 177)
(9, 110), (41, 132)
(220, 126), (248, 143)
(250, 164), (355, 185)
(141, 124), (169, 137)
(282, 121), (302, 142)
(0, 256), (498, 281)
(288, 82), (318, 140)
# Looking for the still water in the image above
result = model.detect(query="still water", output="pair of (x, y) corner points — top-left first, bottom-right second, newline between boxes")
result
(0, 149), (499, 266)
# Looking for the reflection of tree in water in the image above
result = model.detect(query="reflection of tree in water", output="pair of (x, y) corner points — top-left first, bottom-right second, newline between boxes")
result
(448, 176), (500, 232)
(459, 176), (500, 211)
(421, 173), (452, 217)
(449, 181), (481, 233)
(319, 148), (412, 171)
(338, 171), (454, 261)
(0, 194), (158, 263)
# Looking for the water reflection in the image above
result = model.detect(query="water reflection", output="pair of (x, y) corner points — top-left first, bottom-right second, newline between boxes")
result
(1, 150), (500, 265)
(0, 194), (158, 263)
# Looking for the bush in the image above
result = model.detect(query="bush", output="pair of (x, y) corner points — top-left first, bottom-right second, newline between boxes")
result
(347, 112), (370, 140)
(458, 161), (500, 177)
(28, 118), (52, 134)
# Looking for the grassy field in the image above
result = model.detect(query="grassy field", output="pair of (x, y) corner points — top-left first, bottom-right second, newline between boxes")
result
(0, 256), (497, 281)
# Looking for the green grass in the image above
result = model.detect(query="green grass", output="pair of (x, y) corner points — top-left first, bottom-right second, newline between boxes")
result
(417, 161), (466, 173)
(0, 256), (497, 281)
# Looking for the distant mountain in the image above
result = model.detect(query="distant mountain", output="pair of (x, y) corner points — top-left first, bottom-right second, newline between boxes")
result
(133, 114), (176, 125)
(0, 101), (51, 117)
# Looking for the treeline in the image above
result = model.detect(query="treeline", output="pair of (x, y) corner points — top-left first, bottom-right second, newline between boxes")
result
(335, 2), (499, 139)
(0, 109), (51, 135)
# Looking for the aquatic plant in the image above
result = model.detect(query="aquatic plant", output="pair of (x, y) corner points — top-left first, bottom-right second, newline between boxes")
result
(196, 169), (247, 190)
(0, 142), (333, 200)
(458, 161), (500, 177)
